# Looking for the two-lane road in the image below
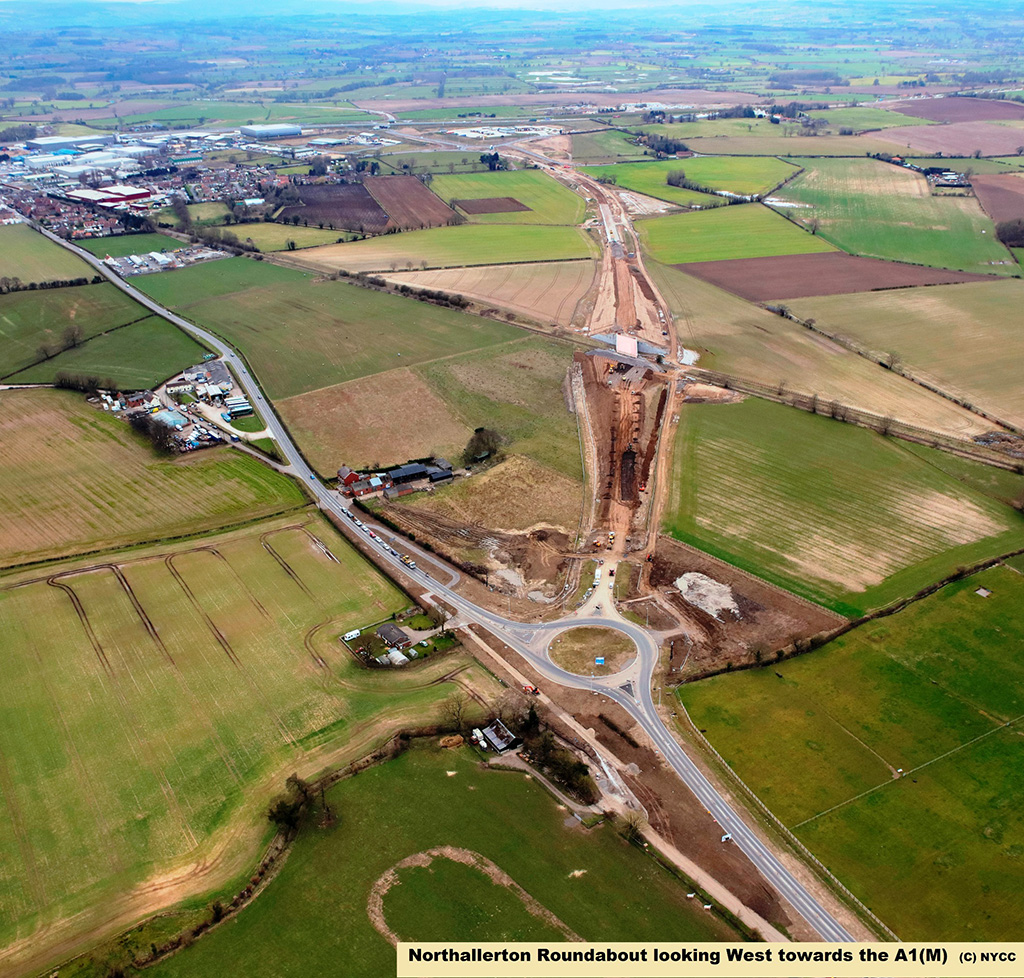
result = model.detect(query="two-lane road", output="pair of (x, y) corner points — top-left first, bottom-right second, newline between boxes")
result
(39, 225), (856, 943)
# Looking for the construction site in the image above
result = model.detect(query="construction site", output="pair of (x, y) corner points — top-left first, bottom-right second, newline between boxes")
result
(578, 349), (670, 556)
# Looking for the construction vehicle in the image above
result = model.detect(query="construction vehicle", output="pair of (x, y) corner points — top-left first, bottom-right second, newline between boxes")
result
(523, 685), (540, 696)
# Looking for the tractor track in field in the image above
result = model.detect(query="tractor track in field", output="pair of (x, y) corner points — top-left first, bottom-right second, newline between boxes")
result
(194, 546), (272, 621)
(46, 575), (112, 675)
(109, 564), (244, 786)
(260, 526), (314, 598)
(45, 569), (198, 851)
(164, 552), (298, 748)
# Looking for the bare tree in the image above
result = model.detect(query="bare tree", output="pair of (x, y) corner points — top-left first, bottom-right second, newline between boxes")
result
(495, 689), (529, 729)
(440, 690), (468, 732)
(62, 323), (84, 350)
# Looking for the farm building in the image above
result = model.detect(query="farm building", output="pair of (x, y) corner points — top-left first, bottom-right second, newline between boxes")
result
(346, 475), (387, 497)
(376, 623), (412, 649)
(481, 719), (519, 754)
(337, 465), (360, 487)
(240, 124), (302, 139)
(388, 462), (429, 485)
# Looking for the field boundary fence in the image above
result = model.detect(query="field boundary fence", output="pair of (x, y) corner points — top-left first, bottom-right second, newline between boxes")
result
(686, 367), (1024, 471)
(675, 701), (902, 942)
(779, 311), (1024, 436)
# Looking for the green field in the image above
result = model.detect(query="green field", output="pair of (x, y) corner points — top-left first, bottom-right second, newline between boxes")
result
(663, 398), (1024, 614)
(9, 316), (206, 389)
(78, 234), (180, 258)
(0, 283), (149, 378)
(134, 258), (520, 399)
(0, 388), (306, 568)
(0, 225), (94, 285)
(0, 515), (493, 971)
(571, 128), (649, 162)
(680, 565), (1024, 939)
(103, 100), (372, 129)
(279, 336), (584, 528)
(377, 150), (495, 174)
(228, 223), (346, 252)
(143, 744), (732, 978)
(430, 169), (585, 225)
(805, 106), (936, 131)
(292, 223), (598, 273)
(776, 157), (1015, 274)
(789, 279), (1024, 429)
(637, 204), (835, 265)
(584, 156), (799, 201)
(157, 202), (231, 228)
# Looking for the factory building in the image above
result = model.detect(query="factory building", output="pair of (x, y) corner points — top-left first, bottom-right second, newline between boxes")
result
(239, 124), (302, 139)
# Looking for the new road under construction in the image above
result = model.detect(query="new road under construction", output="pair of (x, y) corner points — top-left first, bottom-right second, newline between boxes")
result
(31, 125), (865, 948)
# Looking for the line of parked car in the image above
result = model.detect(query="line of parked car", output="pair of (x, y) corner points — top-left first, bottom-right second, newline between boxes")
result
(340, 507), (417, 569)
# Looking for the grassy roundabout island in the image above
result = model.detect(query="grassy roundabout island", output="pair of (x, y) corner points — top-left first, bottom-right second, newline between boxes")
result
(548, 626), (637, 677)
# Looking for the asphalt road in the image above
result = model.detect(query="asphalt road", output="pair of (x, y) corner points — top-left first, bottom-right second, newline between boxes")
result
(39, 226), (856, 943)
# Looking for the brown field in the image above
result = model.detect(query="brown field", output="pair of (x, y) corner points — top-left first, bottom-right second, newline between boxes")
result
(385, 260), (597, 327)
(277, 368), (472, 473)
(455, 197), (531, 214)
(364, 175), (457, 229)
(278, 184), (389, 232)
(877, 122), (1024, 157)
(890, 96), (1024, 123)
(971, 173), (1024, 223)
(401, 454), (582, 535)
(679, 252), (993, 302)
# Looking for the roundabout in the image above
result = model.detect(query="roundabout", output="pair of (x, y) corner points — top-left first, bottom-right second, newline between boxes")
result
(547, 625), (637, 677)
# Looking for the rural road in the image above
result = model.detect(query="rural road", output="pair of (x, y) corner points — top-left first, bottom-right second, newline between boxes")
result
(36, 222), (857, 944)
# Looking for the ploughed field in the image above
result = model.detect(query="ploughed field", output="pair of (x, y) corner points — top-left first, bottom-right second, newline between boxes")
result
(680, 565), (1024, 941)
(383, 259), (596, 328)
(678, 252), (992, 302)
(970, 173), (1024, 223)
(662, 397), (1024, 615)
